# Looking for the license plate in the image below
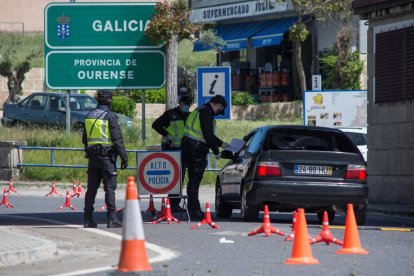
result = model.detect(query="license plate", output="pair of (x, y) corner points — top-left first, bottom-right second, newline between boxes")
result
(294, 165), (332, 175)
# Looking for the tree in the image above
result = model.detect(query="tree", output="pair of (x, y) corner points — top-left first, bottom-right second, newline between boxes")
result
(289, 0), (352, 99)
(145, 0), (201, 109)
(0, 33), (42, 105)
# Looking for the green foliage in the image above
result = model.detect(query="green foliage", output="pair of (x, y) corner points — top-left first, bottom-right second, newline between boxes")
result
(113, 89), (166, 104)
(289, 22), (309, 42)
(111, 96), (136, 118)
(232, 91), (257, 106)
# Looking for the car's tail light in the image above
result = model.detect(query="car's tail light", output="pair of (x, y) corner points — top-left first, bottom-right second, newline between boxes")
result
(257, 162), (281, 177)
(345, 164), (367, 180)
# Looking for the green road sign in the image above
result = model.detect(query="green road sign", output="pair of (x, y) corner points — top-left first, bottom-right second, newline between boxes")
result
(45, 50), (165, 89)
(45, 2), (161, 49)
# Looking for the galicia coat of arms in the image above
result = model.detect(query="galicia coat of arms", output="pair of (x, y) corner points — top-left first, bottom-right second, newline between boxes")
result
(57, 13), (70, 39)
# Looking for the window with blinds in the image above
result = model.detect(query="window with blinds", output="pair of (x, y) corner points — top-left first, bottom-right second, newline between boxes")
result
(375, 26), (414, 103)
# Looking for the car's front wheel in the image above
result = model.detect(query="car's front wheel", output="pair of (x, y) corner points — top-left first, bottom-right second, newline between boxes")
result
(240, 185), (259, 222)
(215, 180), (232, 218)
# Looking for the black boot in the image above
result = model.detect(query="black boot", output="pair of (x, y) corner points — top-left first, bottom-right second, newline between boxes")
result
(107, 211), (122, 228)
(84, 213), (97, 228)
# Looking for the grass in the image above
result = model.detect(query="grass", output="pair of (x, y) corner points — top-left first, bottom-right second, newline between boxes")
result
(0, 117), (303, 184)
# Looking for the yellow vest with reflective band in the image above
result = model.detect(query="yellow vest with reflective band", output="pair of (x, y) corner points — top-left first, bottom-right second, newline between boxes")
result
(184, 105), (215, 143)
(162, 120), (185, 148)
(85, 109), (112, 147)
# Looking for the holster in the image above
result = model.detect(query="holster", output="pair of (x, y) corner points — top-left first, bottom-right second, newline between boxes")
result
(86, 144), (114, 158)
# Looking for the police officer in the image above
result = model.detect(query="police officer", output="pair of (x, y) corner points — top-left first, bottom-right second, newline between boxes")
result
(152, 95), (192, 212)
(181, 95), (229, 220)
(82, 90), (128, 228)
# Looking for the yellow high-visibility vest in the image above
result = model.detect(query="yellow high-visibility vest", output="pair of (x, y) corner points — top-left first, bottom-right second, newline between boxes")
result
(184, 105), (215, 143)
(85, 109), (112, 147)
(162, 119), (185, 148)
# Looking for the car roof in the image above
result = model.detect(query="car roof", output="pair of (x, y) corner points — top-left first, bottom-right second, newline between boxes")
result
(253, 125), (346, 133)
(337, 127), (367, 134)
(29, 92), (92, 97)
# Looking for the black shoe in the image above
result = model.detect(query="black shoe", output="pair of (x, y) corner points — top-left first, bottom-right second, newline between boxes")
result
(171, 205), (187, 213)
(107, 220), (122, 228)
(84, 220), (97, 228)
(189, 210), (205, 220)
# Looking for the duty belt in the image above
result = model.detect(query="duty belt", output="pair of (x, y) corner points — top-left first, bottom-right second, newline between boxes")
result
(86, 144), (113, 157)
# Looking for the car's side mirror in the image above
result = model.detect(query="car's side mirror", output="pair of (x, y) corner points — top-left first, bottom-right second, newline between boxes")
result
(220, 149), (238, 160)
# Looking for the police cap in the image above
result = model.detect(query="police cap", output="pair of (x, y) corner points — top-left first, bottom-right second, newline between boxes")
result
(179, 95), (193, 105)
(97, 90), (113, 105)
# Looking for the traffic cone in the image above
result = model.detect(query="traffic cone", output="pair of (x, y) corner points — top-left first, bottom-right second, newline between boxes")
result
(0, 189), (14, 208)
(97, 203), (121, 212)
(70, 181), (80, 197)
(310, 211), (343, 245)
(145, 195), (157, 215)
(191, 202), (220, 229)
(248, 205), (285, 237)
(157, 198), (166, 219)
(77, 182), (84, 197)
(336, 204), (368, 254)
(284, 208), (319, 265)
(285, 211), (297, 241)
(7, 179), (19, 194)
(117, 176), (152, 272)
(152, 198), (180, 224)
(56, 191), (76, 211)
(45, 181), (62, 196)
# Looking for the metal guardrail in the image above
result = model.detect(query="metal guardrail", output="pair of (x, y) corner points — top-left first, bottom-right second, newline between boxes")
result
(16, 146), (221, 171)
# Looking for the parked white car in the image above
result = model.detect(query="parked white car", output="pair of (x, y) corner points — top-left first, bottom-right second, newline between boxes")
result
(338, 128), (367, 162)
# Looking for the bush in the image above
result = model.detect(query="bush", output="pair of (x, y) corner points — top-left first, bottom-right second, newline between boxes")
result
(122, 88), (166, 104)
(232, 91), (257, 106)
(111, 96), (136, 118)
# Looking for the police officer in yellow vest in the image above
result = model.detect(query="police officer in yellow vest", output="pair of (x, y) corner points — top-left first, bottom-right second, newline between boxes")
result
(182, 95), (229, 220)
(152, 95), (192, 212)
(82, 90), (128, 228)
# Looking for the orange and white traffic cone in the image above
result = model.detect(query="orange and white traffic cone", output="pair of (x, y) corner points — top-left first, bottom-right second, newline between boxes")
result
(152, 198), (180, 224)
(157, 197), (166, 219)
(70, 181), (80, 197)
(56, 191), (76, 211)
(117, 176), (152, 272)
(76, 182), (84, 197)
(45, 181), (62, 196)
(97, 204), (107, 212)
(0, 189), (14, 208)
(145, 195), (157, 215)
(285, 208), (319, 265)
(336, 204), (368, 254)
(310, 211), (343, 245)
(7, 179), (19, 194)
(191, 202), (220, 229)
(248, 205), (285, 237)
(285, 210), (297, 241)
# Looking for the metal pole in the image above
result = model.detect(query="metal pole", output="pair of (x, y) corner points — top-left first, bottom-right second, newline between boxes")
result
(65, 0), (75, 135)
(142, 90), (146, 144)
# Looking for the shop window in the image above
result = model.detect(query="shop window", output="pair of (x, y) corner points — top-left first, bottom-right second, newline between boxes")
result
(375, 26), (414, 103)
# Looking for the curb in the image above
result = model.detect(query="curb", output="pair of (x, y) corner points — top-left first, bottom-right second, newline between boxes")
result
(0, 228), (58, 267)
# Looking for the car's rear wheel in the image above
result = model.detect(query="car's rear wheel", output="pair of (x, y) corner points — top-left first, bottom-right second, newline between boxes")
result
(317, 210), (336, 224)
(353, 203), (367, 225)
(215, 180), (232, 218)
(240, 185), (259, 222)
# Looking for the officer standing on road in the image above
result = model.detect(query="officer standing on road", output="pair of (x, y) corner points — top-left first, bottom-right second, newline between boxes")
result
(181, 95), (229, 220)
(152, 95), (192, 212)
(82, 90), (128, 228)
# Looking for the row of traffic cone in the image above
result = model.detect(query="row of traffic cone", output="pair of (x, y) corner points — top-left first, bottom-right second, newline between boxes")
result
(0, 179), (20, 208)
(45, 181), (83, 197)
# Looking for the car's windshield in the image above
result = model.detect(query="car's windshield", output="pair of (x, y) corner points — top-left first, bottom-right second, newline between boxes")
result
(69, 96), (97, 111)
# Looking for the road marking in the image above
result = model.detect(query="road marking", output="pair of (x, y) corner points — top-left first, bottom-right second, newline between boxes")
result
(1, 215), (177, 275)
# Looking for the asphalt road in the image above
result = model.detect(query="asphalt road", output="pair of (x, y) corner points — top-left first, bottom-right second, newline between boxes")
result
(1, 186), (414, 276)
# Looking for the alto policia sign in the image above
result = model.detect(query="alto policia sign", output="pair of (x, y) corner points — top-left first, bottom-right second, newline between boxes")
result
(44, 2), (165, 89)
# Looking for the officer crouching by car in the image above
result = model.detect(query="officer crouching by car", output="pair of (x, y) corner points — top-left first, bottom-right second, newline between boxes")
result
(82, 90), (128, 228)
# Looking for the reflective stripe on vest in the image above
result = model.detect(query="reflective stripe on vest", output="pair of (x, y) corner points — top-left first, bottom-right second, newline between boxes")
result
(85, 109), (112, 147)
(161, 119), (185, 147)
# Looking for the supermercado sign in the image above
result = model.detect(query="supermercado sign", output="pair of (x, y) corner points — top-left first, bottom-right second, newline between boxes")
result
(304, 90), (367, 128)
(189, 0), (290, 23)
(137, 152), (182, 195)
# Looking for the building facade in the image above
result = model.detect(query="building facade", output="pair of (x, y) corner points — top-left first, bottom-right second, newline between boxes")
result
(353, 0), (414, 203)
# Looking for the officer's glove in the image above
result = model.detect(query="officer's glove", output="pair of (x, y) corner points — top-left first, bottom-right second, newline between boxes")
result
(121, 159), (128, 170)
(214, 153), (221, 160)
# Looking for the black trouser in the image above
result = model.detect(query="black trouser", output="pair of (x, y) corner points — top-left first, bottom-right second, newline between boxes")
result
(182, 138), (208, 212)
(84, 156), (118, 221)
(162, 145), (186, 208)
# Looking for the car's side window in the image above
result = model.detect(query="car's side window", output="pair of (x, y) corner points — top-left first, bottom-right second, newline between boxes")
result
(81, 97), (97, 110)
(49, 95), (64, 111)
(246, 129), (263, 154)
(29, 95), (47, 110)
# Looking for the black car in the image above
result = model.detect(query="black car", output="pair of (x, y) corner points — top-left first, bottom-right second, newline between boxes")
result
(1, 92), (133, 129)
(215, 125), (368, 225)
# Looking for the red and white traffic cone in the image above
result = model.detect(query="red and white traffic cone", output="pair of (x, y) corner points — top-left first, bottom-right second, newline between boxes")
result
(157, 198), (166, 219)
(248, 205), (285, 237)
(97, 204), (108, 212)
(310, 211), (343, 246)
(145, 195), (157, 215)
(45, 181), (62, 196)
(7, 179), (19, 194)
(56, 191), (76, 211)
(285, 210), (297, 241)
(152, 198), (180, 224)
(0, 189), (14, 208)
(70, 181), (80, 197)
(191, 202), (219, 229)
(77, 182), (84, 197)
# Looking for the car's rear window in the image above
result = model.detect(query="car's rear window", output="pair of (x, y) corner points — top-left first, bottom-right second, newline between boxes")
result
(263, 128), (358, 153)
(343, 132), (367, 146)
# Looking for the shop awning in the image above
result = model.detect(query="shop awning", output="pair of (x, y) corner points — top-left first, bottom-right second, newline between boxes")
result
(251, 17), (296, 48)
